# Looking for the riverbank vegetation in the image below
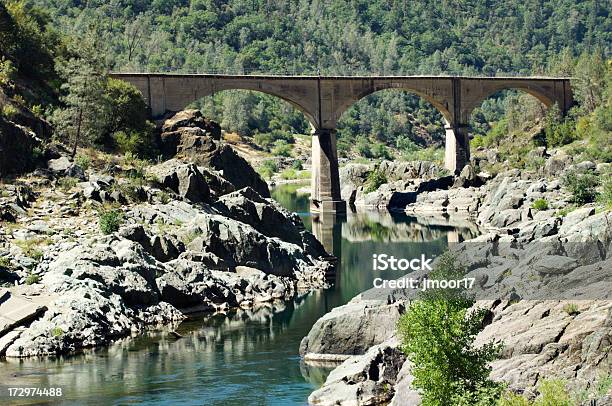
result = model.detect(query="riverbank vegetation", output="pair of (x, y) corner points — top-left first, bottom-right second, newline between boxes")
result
(397, 253), (503, 405)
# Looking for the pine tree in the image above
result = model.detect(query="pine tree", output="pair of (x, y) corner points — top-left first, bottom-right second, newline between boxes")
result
(52, 42), (110, 158)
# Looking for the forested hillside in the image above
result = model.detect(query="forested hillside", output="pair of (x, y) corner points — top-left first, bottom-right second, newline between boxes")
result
(15, 0), (612, 160)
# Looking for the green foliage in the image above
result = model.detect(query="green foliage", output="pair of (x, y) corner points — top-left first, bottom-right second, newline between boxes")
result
(598, 172), (612, 209)
(355, 138), (373, 158)
(0, 1), (64, 88)
(531, 198), (549, 211)
(99, 209), (123, 234)
(280, 168), (297, 180)
(401, 146), (444, 163)
(257, 159), (278, 179)
(51, 326), (64, 337)
(112, 130), (151, 157)
(484, 118), (509, 147)
(562, 170), (600, 204)
(104, 78), (148, 135)
(371, 142), (393, 160)
(556, 205), (577, 217)
(363, 168), (387, 193)
(397, 253), (503, 405)
(1, 103), (18, 120)
(0, 256), (12, 270)
(563, 303), (580, 316)
(75, 154), (90, 171)
(544, 105), (577, 147)
(290, 160), (303, 170)
(271, 139), (292, 157)
(25, 273), (41, 285)
(51, 41), (110, 157)
(57, 176), (78, 191)
(0, 57), (16, 85)
(498, 379), (573, 406)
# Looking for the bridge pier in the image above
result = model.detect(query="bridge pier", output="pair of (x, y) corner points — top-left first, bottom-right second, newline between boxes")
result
(444, 124), (470, 174)
(310, 129), (346, 214)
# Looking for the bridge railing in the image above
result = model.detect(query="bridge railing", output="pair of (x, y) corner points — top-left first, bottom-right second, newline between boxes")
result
(109, 66), (570, 79)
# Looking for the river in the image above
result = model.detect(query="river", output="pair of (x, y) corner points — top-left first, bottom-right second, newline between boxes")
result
(0, 184), (478, 405)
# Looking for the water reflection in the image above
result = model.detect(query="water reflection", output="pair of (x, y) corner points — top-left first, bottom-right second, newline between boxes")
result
(0, 185), (479, 405)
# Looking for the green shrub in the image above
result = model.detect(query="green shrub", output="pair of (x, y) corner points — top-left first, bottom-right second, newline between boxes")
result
(397, 253), (503, 405)
(271, 140), (293, 157)
(57, 176), (78, 191)
(471, 135), (485, 149)
(484, 118), (509, 147)
(1, 104), (18, 120)
(280, 168), (297, 179)
(556, 205), (576, 217)
(371, 142), (393, 160)
(546, 119), (577, 147)
(363, 168), (387, 193)
(291, 160), (303, 170)
(598, 172), (612, 209)
(158, 191), (171, 204)
(75, 154), (91, 170)
(355, 138), (373, 158)
(25, 273), (41, 285)
(562, 169), (600, 204)
(401, 146), (444, 163)
(51, 327), (64, 337)
(257, 159), (278, 179)
(31, 104), (44, 118)
(531, 198), (549, 211)
(99, 209), (123, 234)
(498, 379), (573, 405)
(112, 130), (151, 156)
(563, 303), (580, 316)
(0, 57), (16, 85)
(0, 256), (12, 270)
(396, 135), (420, 154)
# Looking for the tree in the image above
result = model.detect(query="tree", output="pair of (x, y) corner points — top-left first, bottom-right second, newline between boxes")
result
(104, 78), (148, 135)
(397, 254), (503, 405)
(51, 43), (110, 158)
(573, 51), (606, 113)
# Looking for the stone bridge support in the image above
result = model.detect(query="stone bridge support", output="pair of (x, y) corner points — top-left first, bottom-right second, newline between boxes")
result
(110, 73), (572, 213)
(310, 129), (344, 213)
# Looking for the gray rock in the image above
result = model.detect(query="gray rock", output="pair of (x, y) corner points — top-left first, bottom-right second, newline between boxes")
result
(151, 159), (210, 204)
(308, 339), (406, 406)
(300, 299), (404, 357)
(47, 156), (71, 173)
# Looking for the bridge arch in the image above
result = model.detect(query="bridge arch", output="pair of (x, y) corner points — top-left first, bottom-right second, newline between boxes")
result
(192, 83), (319, 129)
(458, 78), (572, 123)
(336, 84), (454, 126)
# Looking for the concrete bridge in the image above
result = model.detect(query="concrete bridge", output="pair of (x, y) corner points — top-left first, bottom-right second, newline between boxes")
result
(109, 73), (573, 213)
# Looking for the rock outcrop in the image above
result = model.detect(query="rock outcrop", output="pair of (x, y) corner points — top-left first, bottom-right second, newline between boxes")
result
(0, 117), (40, 177)
(159, 110), (270, 197)
(0, 128), (331, 357)
(304, 156), (612, 405)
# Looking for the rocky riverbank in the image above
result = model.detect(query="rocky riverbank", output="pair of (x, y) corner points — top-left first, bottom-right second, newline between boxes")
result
(0, 111), (332, 357)
(305, 154), (611, 405)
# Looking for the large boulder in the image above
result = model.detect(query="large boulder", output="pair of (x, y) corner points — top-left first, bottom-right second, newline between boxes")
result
(196, 141), (270, 198)
(0, 118), (39, 177)
(216, 187), (304, 245)
(159, 111), (270, 198)
(161, 109), (221, 138)
(150, 159), (210, 204)
(308, 339), (407, 406)
(300, 298), (405, 358)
